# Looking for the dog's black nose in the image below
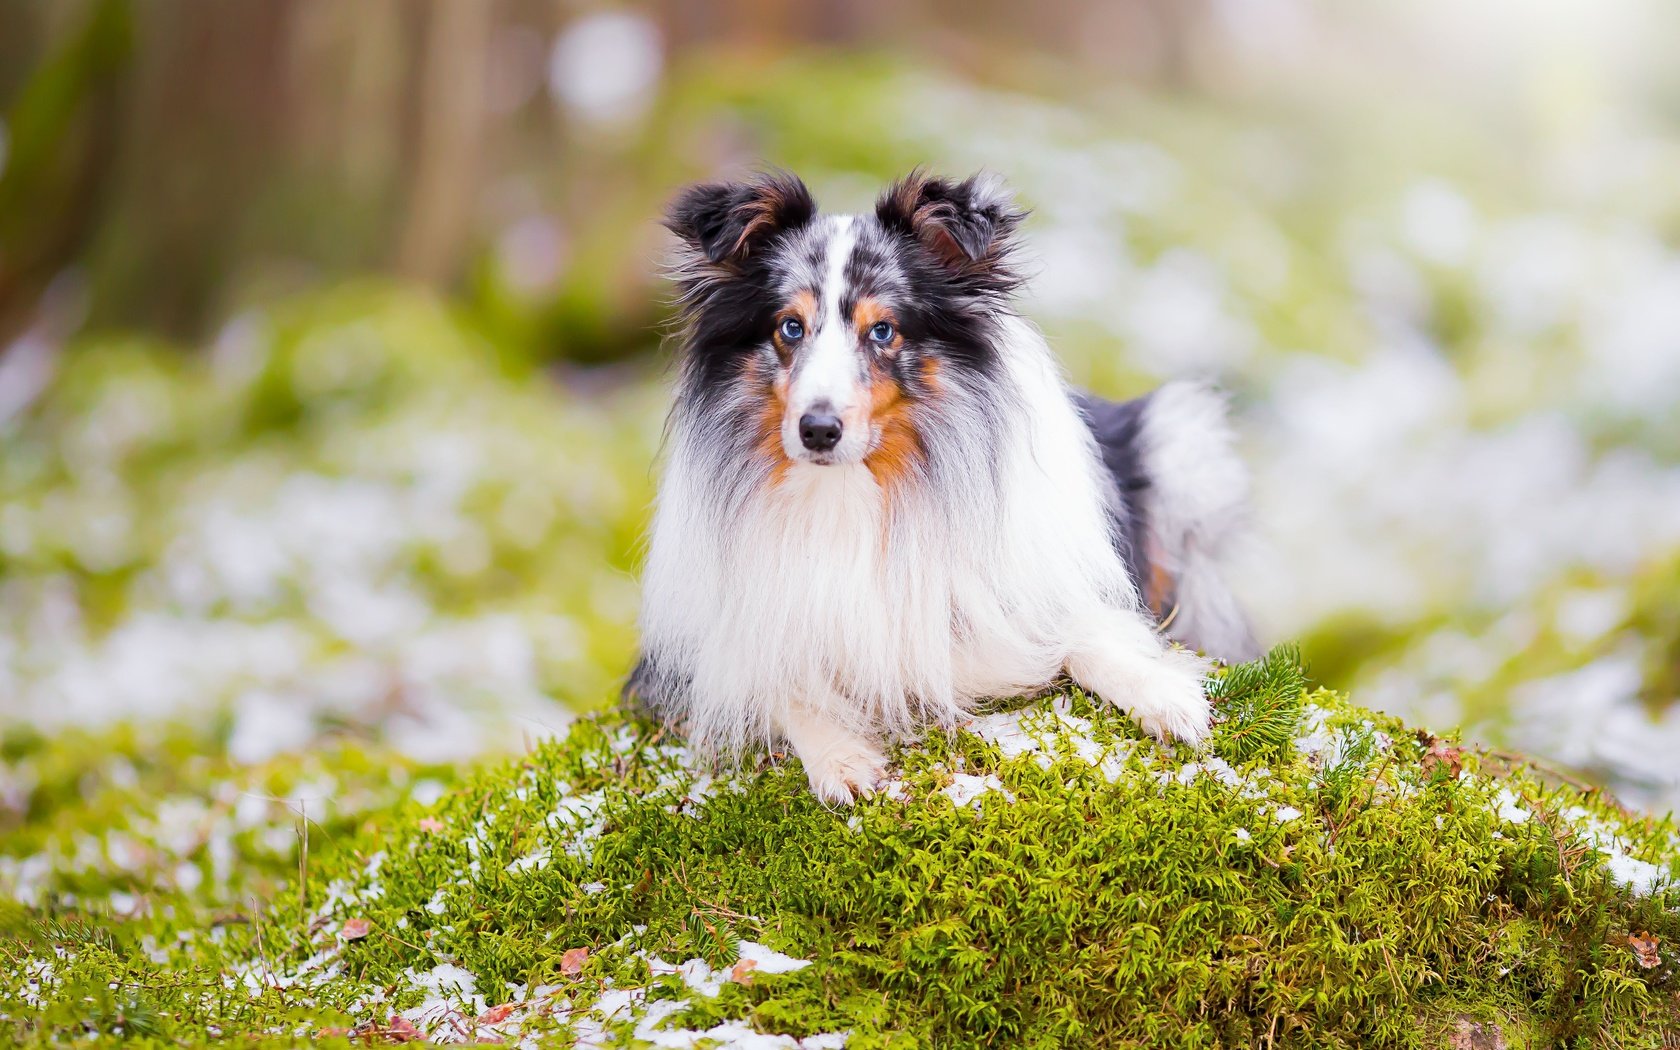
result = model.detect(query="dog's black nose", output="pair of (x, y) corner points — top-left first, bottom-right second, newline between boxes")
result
(798, 412), (843, 452)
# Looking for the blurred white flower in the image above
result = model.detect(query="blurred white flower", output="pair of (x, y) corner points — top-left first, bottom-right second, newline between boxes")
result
(211, 313), (271, 390)
(1475, 215), (1585, 335)
(1552, 588), (1626, 644)
(494, 214), (569, 297)
(1210, 0), (1313, 62)
(548, 12), (663, 127)
(1401, 180), (1477, 266)
(229, 690), (317, 765)
(0, 331), (58, 427)
(1507, 650), (1666, 776)
(1122, 249), (1255, 373)
(1583, 257), (1680, 418)
(1027, 223), (1132, 318)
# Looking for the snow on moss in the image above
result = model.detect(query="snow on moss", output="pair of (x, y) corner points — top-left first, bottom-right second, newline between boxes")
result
(6, 649), (1676, 1047)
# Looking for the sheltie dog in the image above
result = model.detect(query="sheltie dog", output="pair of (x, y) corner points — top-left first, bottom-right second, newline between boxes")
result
(628, 170), (1258, 804)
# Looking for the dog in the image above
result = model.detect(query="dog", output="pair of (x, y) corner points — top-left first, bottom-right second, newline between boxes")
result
(627, 170), (1258, 804)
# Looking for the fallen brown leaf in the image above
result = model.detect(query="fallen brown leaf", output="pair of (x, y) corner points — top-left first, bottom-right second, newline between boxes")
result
(1629, 931), (1660, 969)
(476, 1002), (517, 1026)
(386, 1015), (424, 1042)
(730, 958), (759, 985)
(560, 946), (589, 975)
(340, 917), (371, 941)
(1420, 736), (1464, 779)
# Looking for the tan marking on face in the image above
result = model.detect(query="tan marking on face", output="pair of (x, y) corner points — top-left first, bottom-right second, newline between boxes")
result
(862, 357), (935, 492)
(851, 296), (903, 356)
(770, 290), (818, 362)
(745, 357), (792, 485)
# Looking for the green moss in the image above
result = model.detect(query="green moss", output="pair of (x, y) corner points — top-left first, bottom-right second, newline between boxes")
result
(4, 650), (1675, 1048)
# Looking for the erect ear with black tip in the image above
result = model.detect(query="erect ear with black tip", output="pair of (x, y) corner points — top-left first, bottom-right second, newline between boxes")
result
(664, 171), (817, 265)
(875, 170), (1026, 288)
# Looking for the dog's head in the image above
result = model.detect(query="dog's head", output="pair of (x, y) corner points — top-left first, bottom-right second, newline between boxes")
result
(664, 170), (1025, 485)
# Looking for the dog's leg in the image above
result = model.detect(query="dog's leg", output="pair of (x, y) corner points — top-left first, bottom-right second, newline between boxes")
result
(776, 699), (888, 806)
(1065, 608), (1213, 746)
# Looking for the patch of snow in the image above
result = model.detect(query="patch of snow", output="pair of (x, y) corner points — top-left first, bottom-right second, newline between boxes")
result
(967, 711), (1043, 762)
(1170, 757), (1244, 789)
(942, 773), (1011, 808)
(548, 788), (610, 862)
(392, 962), (490, 1041)
(365, 940), (842, 1048)
(1292, 707), (1337, 762)
(735, 941), (811, 975)
(1491, 788), (1531, 825)
(966, 697), (1137, 782)
(1564, 806), (1671, 897)
(508, 847), (551, 873)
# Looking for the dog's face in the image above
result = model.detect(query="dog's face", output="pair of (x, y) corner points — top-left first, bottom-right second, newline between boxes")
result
(665, 171), (1024, 486)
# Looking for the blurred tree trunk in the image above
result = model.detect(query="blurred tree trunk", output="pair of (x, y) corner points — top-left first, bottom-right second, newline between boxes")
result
(0, 0), (132, 347)
(5, 0), (487, 344)
(110, 0), (296, 336)
(395, 1), (492, 285)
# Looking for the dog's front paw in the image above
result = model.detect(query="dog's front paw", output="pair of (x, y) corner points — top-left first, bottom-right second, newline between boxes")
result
(1124, 648), (1213, 747)
(800, 738), (888, 806)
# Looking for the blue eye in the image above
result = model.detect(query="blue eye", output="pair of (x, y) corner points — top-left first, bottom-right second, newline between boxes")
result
(778, 318), (804, 342)
(869, 321), (895, 344)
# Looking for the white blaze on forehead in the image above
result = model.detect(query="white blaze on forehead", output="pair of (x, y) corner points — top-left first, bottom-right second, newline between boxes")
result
(787, 216), (863, 416)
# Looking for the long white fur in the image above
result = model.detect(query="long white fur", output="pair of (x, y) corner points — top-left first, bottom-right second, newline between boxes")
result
(640, 212), (1215, 800)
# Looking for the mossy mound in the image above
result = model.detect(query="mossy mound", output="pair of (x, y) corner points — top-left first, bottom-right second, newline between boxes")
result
(3, 651), (1677, 1048)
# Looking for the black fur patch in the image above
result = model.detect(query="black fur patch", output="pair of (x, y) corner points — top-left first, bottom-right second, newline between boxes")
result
(1073, 390), (1155, 597)
(664, 171), (816, 265)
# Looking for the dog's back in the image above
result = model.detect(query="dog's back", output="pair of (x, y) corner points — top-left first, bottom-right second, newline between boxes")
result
(1076, 382), (1259, 664)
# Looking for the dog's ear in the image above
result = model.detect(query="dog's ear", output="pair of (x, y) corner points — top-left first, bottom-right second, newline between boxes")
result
(664, 171), (817, 266)
(875, 170), (1026, 288)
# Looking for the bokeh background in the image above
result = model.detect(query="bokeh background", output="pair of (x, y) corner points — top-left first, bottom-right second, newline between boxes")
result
(3, 0), (1679, 915)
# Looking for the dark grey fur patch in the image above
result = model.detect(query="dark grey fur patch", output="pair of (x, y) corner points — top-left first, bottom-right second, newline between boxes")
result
(1073, 390), (1154, 596)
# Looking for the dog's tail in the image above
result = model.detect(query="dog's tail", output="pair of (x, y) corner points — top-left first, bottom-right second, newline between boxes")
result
(1077, 382), (1260, 664)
